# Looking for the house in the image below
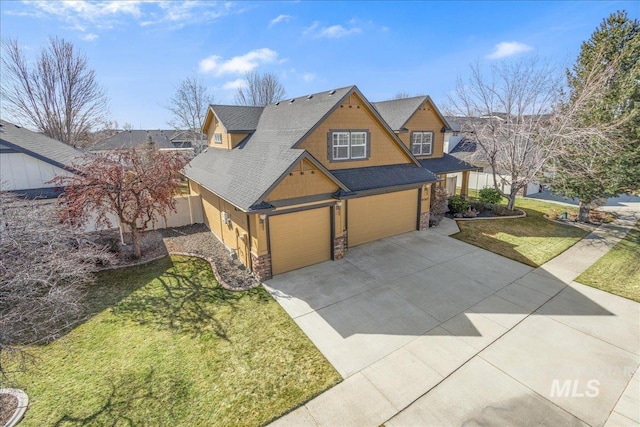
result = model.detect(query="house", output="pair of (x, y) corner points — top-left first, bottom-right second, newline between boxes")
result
(0, 119), (84, 198)
(372, 97), (479, 196)
(90, 129), (197, 153)
(184, 86), (442, 280)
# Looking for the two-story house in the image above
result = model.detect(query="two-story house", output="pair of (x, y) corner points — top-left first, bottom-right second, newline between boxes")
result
(184, 86), (449, 280)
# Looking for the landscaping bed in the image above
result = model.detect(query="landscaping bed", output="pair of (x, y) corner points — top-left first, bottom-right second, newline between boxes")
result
(9, 255), (341, 426)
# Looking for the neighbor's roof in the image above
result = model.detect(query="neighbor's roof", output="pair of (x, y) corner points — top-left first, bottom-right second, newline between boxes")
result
(373, 96), (453, 131)
(332, 164), (438, 192)
(91, 129), (193, 151)
(419, 153), (480, 174)
(210, 105), (264, 132)
(0, 119), (85, 170)
(186, 86), (356, 210)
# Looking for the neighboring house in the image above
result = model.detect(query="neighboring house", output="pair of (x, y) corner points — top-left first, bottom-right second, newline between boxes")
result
(90, 129), (197, 153)
(184, 86), (442, 280)
(372, 97), (479, 196)
(0, 119), (84, 198)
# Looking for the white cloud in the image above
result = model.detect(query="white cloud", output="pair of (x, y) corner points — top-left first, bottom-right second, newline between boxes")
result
(80, 33), (99, 41)
(487, 41), (533, 59)
(269, 14), (292, 27)
(199, 48), (280, 75)
(304, 21), (362, 39)
(222, 79), (247, 90)
(302, 73), (316, 82)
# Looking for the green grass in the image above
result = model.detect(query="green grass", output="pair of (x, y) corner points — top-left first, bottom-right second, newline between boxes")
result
(452, 197), (589, 267)
(577, 221), (640, 302)
(12, 256), (340, 427)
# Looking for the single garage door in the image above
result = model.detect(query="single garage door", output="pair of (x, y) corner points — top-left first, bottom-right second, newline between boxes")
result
(269, 207), (331, 275)
(348, 189), (418, 247)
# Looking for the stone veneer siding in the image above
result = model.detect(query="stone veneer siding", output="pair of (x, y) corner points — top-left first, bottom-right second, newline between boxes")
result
(251, 253), (272, 281)
(419, 211), (430, 230)
(333, 233), (347, 260)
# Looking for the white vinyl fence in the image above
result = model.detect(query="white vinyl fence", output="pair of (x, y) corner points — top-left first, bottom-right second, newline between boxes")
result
(452, 172), (540, 196)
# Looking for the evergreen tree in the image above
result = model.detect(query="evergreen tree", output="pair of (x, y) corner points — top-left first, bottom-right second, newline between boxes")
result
(550, 11), (640, 221)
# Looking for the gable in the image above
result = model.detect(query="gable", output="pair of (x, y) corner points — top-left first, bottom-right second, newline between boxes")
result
(400, 99), (446, 158)
(264, 159), (339, 202)
(297, 92), (415, 170)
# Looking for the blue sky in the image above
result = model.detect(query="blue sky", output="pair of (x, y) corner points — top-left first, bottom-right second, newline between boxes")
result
(1, 1), (637, 129)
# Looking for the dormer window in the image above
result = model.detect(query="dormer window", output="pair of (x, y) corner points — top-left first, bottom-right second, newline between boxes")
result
(412, 131), (433, 156)
(214, 133), (222, 144)
(329, 130), (369, 161)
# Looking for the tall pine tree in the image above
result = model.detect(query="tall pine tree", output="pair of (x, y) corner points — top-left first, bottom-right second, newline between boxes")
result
(550, 11), (639, 221)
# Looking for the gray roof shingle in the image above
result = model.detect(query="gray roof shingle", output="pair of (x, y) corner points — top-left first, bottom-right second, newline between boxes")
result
(0, 119), (85, 169)
(373, 96), (453, 131)
(91, 129), (193, 150)
(419, 153), (479, 174)
(211, 105), (264, 132)
(185, 86), (355, 210)
(332, 164), (439, 192)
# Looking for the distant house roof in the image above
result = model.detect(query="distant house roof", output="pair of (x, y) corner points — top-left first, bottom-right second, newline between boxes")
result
(419, 153), (480, 174)
(373, 96), (453, 131)
(208, 105), (264, 132)
(332, 164), (438, 192)
(91, 129), (194, 151)
(0, 119), (85, 170)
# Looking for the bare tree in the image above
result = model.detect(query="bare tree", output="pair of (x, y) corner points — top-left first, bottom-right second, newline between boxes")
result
(165, 75), (213, 153)
(0, 192), (112, 377)
(447, 57), (563, 210)
(393, 91), (411, 99)
(1, 37), (109, 147)
(235, 71), (286, 106)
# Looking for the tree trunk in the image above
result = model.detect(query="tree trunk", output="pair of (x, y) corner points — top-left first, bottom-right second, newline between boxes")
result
(578, 201), (591, 223)
(131, 227), (142, 259)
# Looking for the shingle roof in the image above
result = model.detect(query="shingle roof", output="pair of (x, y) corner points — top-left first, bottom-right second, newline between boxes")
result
(332, 164), (438, 192)
(185, 86), (356, 211)
(211, 105), (264, 132)
(0, 119), (85, 170)
(372, 96), (426, 130)
(91, 129), (192, 150)
(419, 153), (479, 174)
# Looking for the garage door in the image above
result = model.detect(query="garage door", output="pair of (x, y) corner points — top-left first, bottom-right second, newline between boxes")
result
(348, 189), (418, 247)
(269, 207), (331, 275)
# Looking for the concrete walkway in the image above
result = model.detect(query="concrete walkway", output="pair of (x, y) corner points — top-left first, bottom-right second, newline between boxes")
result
(268, 208), (639, 427)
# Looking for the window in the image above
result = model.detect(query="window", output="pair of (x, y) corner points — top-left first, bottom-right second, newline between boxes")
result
(412, 131), (433, 155)
(330, 131), (368, 161)
(214, 133), (222, 144)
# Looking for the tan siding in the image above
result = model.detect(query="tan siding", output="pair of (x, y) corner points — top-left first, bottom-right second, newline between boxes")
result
(269, 207), (331, 275)
(420, 184), (432, 213)
(206, 120), (233, 149)
(398, 99), (445, 159)
(250, 214), (268, 256)
(299, 92), (413, 170)
(348, 190), (418, 246)
(265, 159), (338, 202)
(230, 132), (248, 148)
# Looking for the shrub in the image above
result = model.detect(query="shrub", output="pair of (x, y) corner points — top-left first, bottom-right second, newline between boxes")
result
(448, 195), (469, 214)
(479, 187), (503, 205)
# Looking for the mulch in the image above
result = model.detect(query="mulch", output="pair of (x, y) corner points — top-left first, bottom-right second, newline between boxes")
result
(91, 224), (260, 291)
(0, 393), (17, 426)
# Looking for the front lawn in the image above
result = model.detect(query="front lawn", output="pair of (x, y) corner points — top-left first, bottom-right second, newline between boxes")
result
(12, 256), (340, 426)
(452, 198), (589, 267)
(576, 220), (640, 302)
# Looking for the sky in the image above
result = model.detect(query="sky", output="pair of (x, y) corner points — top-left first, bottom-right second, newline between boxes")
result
(1, 0), (638, 129)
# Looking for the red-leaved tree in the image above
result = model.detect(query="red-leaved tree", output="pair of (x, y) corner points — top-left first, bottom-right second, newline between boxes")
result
(51, 148), (188, 258)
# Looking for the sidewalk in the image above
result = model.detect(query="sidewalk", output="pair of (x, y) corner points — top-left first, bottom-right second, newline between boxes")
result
(269, 211), (639, 427)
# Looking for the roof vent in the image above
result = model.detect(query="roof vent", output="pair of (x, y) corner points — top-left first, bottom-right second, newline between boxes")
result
(289, 98), (295, 103)
(275, 102), (280, 106)
(306, 95), (313, 100)
(329, 89), (336, 95)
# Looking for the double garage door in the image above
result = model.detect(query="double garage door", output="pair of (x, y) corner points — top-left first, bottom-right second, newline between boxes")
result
(348, 189), (418, 247)
(269, 207), (332, 275)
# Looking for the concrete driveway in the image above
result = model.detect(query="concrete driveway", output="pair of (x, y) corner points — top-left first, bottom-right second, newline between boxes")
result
(265, 219), (640, 426)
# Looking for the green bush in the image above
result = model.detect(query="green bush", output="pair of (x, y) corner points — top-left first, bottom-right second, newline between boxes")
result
(448, 195), (469, 214)
(479, 187), (503, 205)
